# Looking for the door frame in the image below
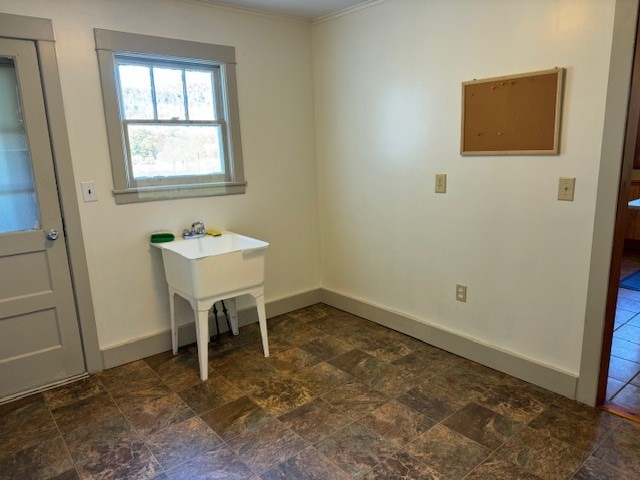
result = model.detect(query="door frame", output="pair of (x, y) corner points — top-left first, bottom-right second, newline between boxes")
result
(597, 10), (640, 407)
(0, 13), (102, 373)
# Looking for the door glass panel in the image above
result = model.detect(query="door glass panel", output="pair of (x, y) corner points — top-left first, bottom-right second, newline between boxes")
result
(0, 58), (40, 234)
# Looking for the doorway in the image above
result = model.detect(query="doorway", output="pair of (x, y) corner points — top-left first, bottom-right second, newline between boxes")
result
(599, 6), (640, 419)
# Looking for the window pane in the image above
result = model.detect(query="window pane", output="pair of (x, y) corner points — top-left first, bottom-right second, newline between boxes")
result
(186, 70), (215, 120)
(154, 67), (185, 120)
(118, 64), (154, 119)
(0, 61), (40, 234)
(127, 124), (223, 179)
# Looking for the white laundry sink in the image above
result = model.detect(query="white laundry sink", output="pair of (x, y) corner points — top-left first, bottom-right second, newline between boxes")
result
(153, 231), (270, 381)
(159, 232), (269, 300)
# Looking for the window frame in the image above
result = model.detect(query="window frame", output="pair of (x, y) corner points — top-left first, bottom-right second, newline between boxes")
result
(94, 29), (245, 204)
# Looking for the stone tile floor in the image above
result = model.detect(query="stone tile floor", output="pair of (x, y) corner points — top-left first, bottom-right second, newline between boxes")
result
(1, 303), (640, 479)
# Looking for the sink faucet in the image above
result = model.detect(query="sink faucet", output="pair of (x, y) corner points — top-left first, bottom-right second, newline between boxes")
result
(183, 221), (206, 239)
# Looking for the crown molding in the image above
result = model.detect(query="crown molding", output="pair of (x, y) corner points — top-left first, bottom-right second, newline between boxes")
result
(312, 0), (388, 24)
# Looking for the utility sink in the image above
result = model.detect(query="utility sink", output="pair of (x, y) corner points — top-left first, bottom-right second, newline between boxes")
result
(153, 232), (270, 381)
(159, 233), (269, 299)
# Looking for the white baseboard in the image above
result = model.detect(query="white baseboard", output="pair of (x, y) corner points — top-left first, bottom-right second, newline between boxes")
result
(320, 288), (578, 399)
(101, 286), (578, 399)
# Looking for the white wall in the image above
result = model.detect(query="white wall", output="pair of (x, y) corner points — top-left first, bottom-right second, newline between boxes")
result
(312, 0), (621, 376)
(0, 0), (321, 349)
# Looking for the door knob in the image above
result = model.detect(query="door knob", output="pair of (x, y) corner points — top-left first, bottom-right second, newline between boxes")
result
(45, 229), (58, 241)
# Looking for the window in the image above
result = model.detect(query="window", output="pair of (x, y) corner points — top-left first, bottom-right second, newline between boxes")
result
(95, 29), (245, 203)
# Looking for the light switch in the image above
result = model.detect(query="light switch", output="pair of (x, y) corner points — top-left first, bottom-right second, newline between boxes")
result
(557, 177), (575, 201)
(81, 181), (97, 202)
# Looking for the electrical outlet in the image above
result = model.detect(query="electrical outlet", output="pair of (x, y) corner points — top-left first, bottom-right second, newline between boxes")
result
(456, 284), (467, 302)
(557, 177), (575, 201)
(81, 181), (97, 202)
(435, 174), (447, 193)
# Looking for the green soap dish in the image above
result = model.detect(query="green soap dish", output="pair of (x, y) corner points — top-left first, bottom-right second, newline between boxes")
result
(150, 232), (175, 243)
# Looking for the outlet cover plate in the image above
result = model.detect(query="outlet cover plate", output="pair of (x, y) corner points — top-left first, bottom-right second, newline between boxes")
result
(558, 177), (575, 201)
(435, 174), (447, 193)
(456, 284), (467, 302)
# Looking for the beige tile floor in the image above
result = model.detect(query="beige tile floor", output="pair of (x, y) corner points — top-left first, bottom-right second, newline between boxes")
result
(1, 303), (639, 479)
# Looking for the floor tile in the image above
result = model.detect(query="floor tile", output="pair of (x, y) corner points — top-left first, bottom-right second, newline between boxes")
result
(405, 424), (490, 480)
(608, 356), (640, 383)
(316, 422), (397, 477)
(143, 416), (223, 470)
(245, 335), (295, 358)
(147, 351), (203, 391)
(613, 323), (640, 344)
(290, 362), (352, 397)
(528, 404), (619, 453)
(167, 445), (258, 480)
(573, 455), (636, 480)
(496, 426), (588, 480)
(121, 392), (194, 436)
(261, 446), (351, 480)
(592, 420), (640, 475)
(328, 349), (387, 380)
(442, 402), (523, 450)
(0, 436), (74, 480)
(247, 377), (314, 416)
(277, 398), (352, 444)
(200, 396), (272, 442)
(366, 362), (423, 397)
(0, 394), (59, 455)
(610, 382), (640, 410)
(176, 375), (244, 414)
(614, 308), (638, 329)
(227, 418), (308, 474)
(43, 377), (104, 410)
(108, 375), (173, 409)
(269, 318), (325, 347)
(356, 333), (414, 362)
(606, 378), (625, 400)
(361, 450), (445, 479)
(359, 399), (436, 447)
(221, 358), (283, 393)
(610, 337), (640, 363)
(51, 390), (120, 435)
(265, 347), (322, 375)
(464, 457), (542, 479)
(288, 304), (333, 322)
(321, 379), (389, 419)
(397, 382), (468, 421)
(300, 334), (353, 361)
(615, 296), (640, 313)
(64, 414), (162, 479)
(628, 313), (640, 327)
(392, 346), (462, 377)
(96, 359), (158, 390)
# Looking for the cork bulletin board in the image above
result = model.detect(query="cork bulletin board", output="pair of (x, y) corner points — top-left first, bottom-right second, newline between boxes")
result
(461, 68), (564, 155)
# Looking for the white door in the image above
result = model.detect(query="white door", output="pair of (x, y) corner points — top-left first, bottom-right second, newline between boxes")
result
(0, 38), (84, 398)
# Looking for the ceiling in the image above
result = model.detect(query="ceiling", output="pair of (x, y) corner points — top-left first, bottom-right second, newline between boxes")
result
(199, 0), (371, 21)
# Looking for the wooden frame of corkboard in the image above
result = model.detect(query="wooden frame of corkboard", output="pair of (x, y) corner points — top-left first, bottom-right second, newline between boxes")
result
(461, 68), (565, 155)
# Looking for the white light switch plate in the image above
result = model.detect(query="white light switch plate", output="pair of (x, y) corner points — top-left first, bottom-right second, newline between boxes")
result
(81, 181), (97, 202)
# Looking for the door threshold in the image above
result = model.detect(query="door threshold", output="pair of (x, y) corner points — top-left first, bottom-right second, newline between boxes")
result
(602, 400), (640, 424)
(0, 372), (89, 405)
